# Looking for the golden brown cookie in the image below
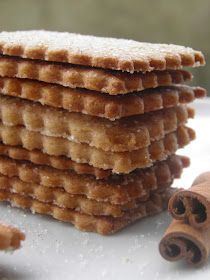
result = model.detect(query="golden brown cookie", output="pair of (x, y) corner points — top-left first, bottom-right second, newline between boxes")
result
(0, 96), (192, 152)
(0, 56), (192, 94)
(0, 154), (187, 205)
(0, 222), (25, 250)
(0, 145), (189, 180)
(0, 31), (205, 72)
(0, 174), (170, 217)
(0, 124), (195, 173)
(0, 187), (174, 235)
(0, 78), (205, 120)
(0, 143), (110, 179)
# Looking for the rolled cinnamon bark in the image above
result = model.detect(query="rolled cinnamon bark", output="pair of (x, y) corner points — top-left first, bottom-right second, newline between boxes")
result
(168, 172), (210, 229)
(192, 171), (210, 186)
(159, 219), (210, 266)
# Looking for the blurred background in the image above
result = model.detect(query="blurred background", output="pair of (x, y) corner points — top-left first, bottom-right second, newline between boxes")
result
(0, 0), (209, 94)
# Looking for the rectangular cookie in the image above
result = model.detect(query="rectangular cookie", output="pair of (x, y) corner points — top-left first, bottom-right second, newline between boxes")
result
(0, 222), (25, 250)
(0, 173), (170, 218)
(0, 143), (111, 179)
(0, 145), (190, 180)
(0, 96), (192, 152)
(0, 124), (195, 173)
(0, 31), (205, 72)
(0, 56), (192, 94)
(0, 78), (205, 120)
(0, 154), (188, 205)
(0, 187), (175, 234)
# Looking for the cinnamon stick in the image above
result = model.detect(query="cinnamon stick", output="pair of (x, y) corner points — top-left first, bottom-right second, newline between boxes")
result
(168, 172), (210, 229)
(192, 171), (210, 186)
(159, 219), (210, 266)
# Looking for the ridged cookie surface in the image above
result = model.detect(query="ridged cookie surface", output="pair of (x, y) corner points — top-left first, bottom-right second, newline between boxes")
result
(0, 31), (205, 72)
(0, 188), (174, 234)
(0, 174), (171, 217)
(0, 143), (111, 179)
(0, 78), (205, 119)
(0, 56), (192, 94)
(0, 124), (195, 173)
(0, 96), (192, 152)
(0, 154), (187, 205)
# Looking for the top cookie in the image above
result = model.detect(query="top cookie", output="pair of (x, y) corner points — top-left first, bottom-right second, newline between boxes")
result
(0, 30), (205, 73)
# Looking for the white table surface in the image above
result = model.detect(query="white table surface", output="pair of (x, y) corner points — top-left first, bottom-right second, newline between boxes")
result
(0, 98), (210, 280)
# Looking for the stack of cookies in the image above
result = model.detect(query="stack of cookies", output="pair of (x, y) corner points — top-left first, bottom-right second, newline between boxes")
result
(0, 31), (206, 234)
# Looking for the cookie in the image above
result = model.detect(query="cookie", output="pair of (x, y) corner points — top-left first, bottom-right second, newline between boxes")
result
(0, 56), (192, 94)
(0, 78), (205, 120)
(0, 124), (195, 173)
(0, 143), (111, 179)
(0, 222), (25, 250)
(0, 31), (205, 72)
(0, 96), (192, 152)
(0, 154), (187, 205)
(0, 188), (174, 234)
(0, 144), (189, 180)
(0, 174), (171, 217)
